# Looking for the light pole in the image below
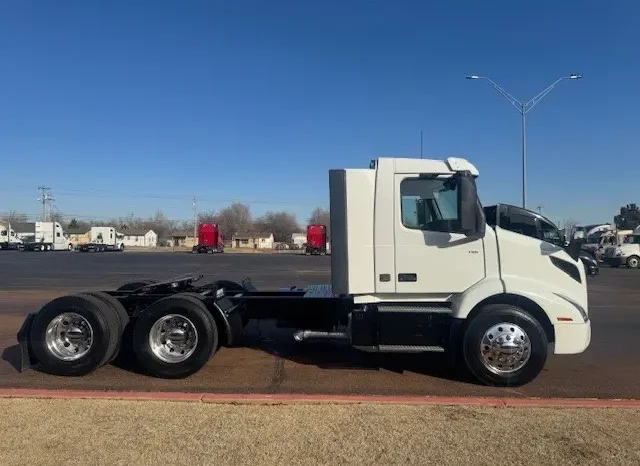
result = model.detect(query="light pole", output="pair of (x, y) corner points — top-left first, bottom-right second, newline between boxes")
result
(466, 73), (582, 209)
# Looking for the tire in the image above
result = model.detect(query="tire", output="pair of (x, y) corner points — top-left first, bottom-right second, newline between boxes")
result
(132, 294), (217, 378)
(462, 304), (548, 387)
(29, 294), (120, 376)
(626, 255), (640, 269)
(68, 243), (73, 251)
(80, 291), (130, 363)
(117, 280), (157, 292)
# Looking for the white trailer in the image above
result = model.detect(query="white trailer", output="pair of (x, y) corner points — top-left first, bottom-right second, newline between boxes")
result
(76, 226), (125, 252)
(21, 222), (73, 251)
(16, 157), (591, 387)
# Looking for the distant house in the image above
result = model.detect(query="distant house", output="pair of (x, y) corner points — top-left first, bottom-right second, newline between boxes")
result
(231, 232), (274, 249)
(121, 229), (158, 248)
(169, 230), (197, 248)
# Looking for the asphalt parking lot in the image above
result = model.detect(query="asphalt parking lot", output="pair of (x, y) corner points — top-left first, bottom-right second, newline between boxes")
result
(0, 251), (639, 399)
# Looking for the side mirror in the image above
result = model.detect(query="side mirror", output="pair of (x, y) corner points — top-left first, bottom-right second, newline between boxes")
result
(457, 173), (485, 237)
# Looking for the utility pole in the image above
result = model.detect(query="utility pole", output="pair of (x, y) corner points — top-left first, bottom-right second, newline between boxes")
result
(420, 130), (424, 159)
(192, 197), (197, 245)
(38, 187), (54, 221)
(466, 73), (583, 209)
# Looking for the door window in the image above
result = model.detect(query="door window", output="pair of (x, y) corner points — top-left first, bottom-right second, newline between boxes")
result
(400, 177), (461, 233)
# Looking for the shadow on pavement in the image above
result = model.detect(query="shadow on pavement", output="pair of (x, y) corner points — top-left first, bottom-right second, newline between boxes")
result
(2, 344), (23, 373)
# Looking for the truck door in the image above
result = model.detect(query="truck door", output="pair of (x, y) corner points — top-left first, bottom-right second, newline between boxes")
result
(393, 174), (485, 294)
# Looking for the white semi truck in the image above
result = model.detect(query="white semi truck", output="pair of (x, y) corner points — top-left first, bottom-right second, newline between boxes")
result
(16, 157), (591, 387)
(19, 222), (73, 251)
(76, 227), (125, 252)
(0, 222), (24, 250)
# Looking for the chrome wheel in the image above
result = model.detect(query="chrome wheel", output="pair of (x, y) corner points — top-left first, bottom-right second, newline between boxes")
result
(45, 312), (94, 361)
(480, 322), (531, 375)
(149, 314), (198, 363)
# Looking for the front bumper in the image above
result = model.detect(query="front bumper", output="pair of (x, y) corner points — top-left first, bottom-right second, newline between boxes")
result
(553, 320), (591, 354)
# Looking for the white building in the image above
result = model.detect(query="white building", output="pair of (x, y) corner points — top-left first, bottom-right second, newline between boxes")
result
(231, 232), (274, 249)
(121, 229), (158, 248)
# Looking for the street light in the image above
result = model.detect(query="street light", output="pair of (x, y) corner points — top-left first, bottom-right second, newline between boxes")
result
(466, 73), (582, 208)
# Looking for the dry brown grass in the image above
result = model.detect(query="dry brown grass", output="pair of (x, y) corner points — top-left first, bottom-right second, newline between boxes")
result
(0, 399), (638, 466)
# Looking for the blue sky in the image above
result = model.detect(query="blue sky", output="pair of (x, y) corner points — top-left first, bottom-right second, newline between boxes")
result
(0, 0), (637, 226)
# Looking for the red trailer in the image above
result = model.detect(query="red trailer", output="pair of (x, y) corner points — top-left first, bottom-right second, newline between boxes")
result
(192, 223), (224, 254)
(305, 224), (327, 255)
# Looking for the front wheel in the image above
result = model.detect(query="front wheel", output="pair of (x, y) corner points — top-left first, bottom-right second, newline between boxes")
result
(462, 304), (548, 387)
(627, 255), (640, 269)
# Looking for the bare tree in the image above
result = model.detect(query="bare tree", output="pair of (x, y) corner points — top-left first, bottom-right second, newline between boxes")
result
(564, 218), (578, 240)
(255, 211), (299, 243)
(215, 202), (253, 236)
(308, 207), (330, 238)
(0, 211), (29, 223)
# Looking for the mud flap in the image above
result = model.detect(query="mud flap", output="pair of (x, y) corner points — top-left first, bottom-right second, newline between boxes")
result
(16, 312), (37, 372)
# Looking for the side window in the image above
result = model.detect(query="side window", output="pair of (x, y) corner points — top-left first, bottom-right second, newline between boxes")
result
(539, 219), (561, 244)
(502, 210), (537, 238)
(400, 177), (460, 233)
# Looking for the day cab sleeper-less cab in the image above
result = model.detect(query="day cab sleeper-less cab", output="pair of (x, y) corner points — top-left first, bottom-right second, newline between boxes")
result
(16, 157), (591, 387)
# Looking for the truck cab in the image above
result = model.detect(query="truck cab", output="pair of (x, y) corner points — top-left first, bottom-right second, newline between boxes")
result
(0, 223), (23, 250)
(602, 233), (640, 269)
(330, 157), (590, 384)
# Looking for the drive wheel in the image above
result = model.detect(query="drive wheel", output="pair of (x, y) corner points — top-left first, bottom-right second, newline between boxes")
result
(29, 294), (120, 376)
(463, 304), (548, 387)
(80, 291), (130, 362)
(132, 294), (217, 378)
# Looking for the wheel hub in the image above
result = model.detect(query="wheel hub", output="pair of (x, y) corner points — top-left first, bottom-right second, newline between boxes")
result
(149, 314), (198, 363)
(480, 322), (531, 375)
(45, 312), (94, 361)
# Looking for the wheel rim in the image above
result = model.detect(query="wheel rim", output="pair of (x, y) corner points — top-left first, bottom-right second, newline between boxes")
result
(479, 322), (531, 375)
(148, 314), (198, 363)
(629, 258), (639, 268)
(45, 312), (94, 361)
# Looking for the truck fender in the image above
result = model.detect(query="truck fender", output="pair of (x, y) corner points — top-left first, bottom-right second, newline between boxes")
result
(449, 277), (505, 319)
(180, 293), (243, 347)
(208, 297), (244, 347)
(16, 312), (38, 372)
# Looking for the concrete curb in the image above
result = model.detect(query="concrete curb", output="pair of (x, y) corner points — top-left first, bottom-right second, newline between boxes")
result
(1, 388), (639, 408)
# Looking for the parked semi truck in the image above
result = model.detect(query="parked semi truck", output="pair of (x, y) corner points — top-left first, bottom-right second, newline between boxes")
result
(192, 223), (224, 254)
(77, 227), (125, 252)
(15, 157), (591, 387)
(305, 224), (327, 255)
(0, 222), (23, 250)
(19, 222), (73, 251)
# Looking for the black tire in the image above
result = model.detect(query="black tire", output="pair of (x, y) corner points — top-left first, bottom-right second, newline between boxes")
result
(462, 304), (548, 387)
(626, 255), (640, 269)
(117, 280), (157, 292)
(29, 294), (120, 376)
(132, 294), (217, 378)
(80, 291), (130, 363)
